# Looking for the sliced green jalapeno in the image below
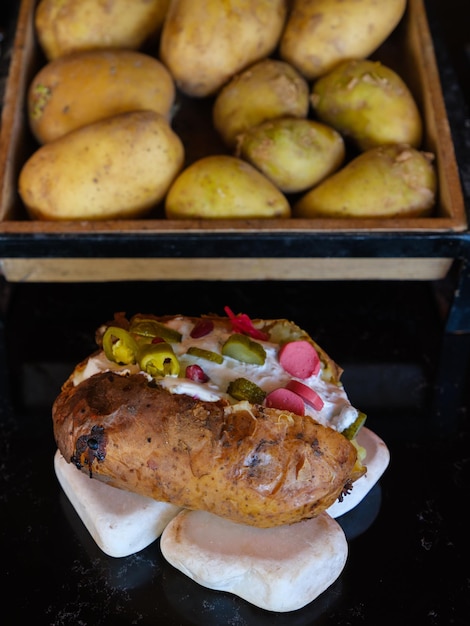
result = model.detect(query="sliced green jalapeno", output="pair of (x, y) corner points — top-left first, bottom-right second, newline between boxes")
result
(138, 342), (180, 377)
(102, 326), (139, 365)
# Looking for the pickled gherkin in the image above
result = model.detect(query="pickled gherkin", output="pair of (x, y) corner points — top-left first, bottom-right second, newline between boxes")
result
(130, 318), (182, 343)
(222, 333), (266, 365)
(227, 378), (266, 404)
(187, 346), (224, 364)
(341, 411), (367, 440)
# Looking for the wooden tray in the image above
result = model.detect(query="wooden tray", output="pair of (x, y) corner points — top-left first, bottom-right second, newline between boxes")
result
(0, 0), (466, 282)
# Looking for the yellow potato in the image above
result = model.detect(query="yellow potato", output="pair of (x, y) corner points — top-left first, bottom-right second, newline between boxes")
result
(28, 50), (176, 144)
(280, 0), (407, 80)
(293, 144), (436, 219)
(213, 59), (310, 149)
(311, 59), (422, 151)
(19, 111), (184, 221)
(35, 0), (170, 61)
(159, 0), (288, 97)
(237, 117), (345, 193)
(165, 155), (291, 219)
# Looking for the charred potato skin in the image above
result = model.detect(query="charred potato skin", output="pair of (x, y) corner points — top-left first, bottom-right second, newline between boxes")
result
(53, 371), (361, 528)
(53, 314), (361, 528)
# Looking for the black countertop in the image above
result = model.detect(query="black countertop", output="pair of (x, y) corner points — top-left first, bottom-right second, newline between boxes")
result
(1, 1), (470, 625)
(1, 278), (469, 626)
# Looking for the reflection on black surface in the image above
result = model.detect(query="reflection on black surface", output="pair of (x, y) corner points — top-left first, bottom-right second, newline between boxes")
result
(1, 278), (469, 625)
(57, 466), (383, 625)
(161, 560), (343, 626)
(59, 491), (165, 591)
(337, 484), (382, 541)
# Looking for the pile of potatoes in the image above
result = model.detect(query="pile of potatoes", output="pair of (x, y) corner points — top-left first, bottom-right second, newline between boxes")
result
(18, 0), (437, 221)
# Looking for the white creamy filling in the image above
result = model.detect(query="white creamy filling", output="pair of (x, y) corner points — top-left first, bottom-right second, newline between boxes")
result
(72, 317), (358, 431)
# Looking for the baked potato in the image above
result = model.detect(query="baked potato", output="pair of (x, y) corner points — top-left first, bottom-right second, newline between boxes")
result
(52, 313), (366, 528)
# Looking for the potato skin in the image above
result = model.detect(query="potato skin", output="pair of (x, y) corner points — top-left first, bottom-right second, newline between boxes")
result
(165, 155), (291, 219)
(311, 59), (423, 151)
(280, 0), (407, 80)
(213, 59), (310, 149)
(237, 117), (345, 193)
(294, 144), (437, 219)
(52, 370), (360, 528)
(19, 110), (184, 220)
(35, 0), (170, 60)
(28, 50), (176, 144)
(159, 0), (288, 97)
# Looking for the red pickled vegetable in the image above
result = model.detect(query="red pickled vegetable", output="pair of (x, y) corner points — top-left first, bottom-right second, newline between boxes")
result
(286, 380), (324, 411)
(279, 340), (320, 379)
(185, 364), (209, 383)
(190, 319), (214, 338)
(264, 387), (305, 415)
(224, 306), (269, 341)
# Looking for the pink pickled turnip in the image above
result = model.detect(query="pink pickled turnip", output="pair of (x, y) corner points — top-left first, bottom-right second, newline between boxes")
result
(265, 387), (305, 415)
(279, 340), (320, 378)
(286, 379), (324, 411)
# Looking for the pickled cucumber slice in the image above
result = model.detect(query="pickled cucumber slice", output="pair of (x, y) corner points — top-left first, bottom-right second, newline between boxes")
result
(130, 318), (182, 343)
(227, 378), (266, 404)
(187, 346), (224, 364)
(341, 411), (367, 440)
(222, 333), (266, 365)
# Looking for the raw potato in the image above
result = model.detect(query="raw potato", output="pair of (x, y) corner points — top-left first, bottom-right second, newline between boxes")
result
(165, 155), (291, 219)
(18, 111), (184, 221)
(237, 117), (345, 193)
(35, 0), (170, 61)
(159, 0), (288, 97)
(293, 144), (437, 219)
(311, 59), (423, 151)
(280, 0), (407, 80)
(28, 50), (176, 144)
(213, 59), (310, 149)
